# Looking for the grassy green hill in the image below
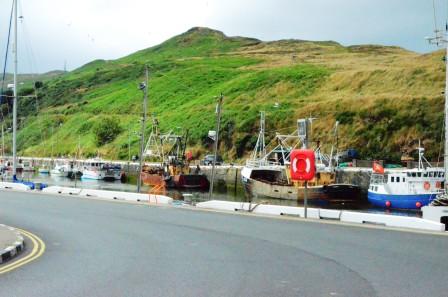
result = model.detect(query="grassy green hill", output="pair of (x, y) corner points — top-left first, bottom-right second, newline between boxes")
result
(0, 27), (445, 162)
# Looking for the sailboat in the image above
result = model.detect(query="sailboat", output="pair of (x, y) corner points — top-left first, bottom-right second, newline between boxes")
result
(3, 0), (45, 189)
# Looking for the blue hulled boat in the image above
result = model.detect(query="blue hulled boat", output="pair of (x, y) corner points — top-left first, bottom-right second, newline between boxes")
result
(368, 147), (444, 209)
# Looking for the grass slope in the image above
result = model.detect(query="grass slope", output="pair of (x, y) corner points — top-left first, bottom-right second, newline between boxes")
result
(1, 27), (445, 162)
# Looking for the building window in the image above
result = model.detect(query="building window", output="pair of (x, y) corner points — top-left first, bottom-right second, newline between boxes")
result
(391, 176), (395, 182)
(397, 177), (400, 182)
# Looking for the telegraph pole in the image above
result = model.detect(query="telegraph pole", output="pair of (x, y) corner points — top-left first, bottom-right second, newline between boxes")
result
(427, 20), (448, 192)
(208, 93), (223, 199)
(137, 66), (149, 193)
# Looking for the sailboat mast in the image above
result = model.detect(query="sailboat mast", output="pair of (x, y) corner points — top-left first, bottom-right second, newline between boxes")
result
(12, 0), (18, 176)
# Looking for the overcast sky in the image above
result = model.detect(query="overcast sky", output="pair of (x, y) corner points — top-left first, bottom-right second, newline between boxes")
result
(1, 0), (447, 73)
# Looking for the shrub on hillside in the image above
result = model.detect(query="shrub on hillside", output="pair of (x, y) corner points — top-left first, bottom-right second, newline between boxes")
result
(93, 117), (122, 146)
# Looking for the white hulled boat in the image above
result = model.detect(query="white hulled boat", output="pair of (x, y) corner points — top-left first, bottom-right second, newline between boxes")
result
(81, 158), (106, 180)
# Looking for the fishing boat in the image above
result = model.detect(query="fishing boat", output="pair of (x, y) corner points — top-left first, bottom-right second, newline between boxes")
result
(103, 163), (124, 181)
(368, 146), (444, 209)
(241, 114), (361, 203)
(141, 121), (209, 190)
(421, 7), (448, 229)
(81, 158), (106, 180)
(38, 164), (50, 174)
(50, 162), (70, 177)
(20, 160), (34, 172)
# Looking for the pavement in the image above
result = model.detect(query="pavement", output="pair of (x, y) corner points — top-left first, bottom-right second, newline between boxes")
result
(0, 224), (24, 264)
(1, 190), (448, 297)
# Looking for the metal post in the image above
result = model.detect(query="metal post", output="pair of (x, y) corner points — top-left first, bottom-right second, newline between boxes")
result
(137, 66), (149, 193)
(51, 125), (54, 159)
(74, 135), (80, 188)
(128, 124), (131, 176)
(304, 181), (308, 218)
(445, 37), (448, 191)
(208, 93), (223, 199)
(301, 118), (310, 218)
(12, 0), (17, 177)
(1, 123), (4, 161)
(234, 168), (238, 196)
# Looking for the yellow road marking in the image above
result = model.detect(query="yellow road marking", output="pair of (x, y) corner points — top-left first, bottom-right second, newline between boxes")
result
(0, 228), (45, 274)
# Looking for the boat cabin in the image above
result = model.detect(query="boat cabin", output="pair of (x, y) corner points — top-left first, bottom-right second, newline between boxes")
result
(369, 168), (445, 194)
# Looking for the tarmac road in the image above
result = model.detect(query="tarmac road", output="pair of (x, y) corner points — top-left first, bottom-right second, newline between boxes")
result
(0, 191), (447, 297)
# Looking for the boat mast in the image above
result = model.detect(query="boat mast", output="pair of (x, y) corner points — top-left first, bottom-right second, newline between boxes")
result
(12, 0), (18, 177)
(251, 111), (266, 161)
(328, 121), (339, 171)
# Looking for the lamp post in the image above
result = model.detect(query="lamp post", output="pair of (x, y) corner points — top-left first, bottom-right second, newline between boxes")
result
(208, 93), (223, 200)
(137, 66), (149, 193)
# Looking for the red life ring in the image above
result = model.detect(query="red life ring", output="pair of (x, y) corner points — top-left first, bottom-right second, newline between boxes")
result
(423, 181), (430, 191)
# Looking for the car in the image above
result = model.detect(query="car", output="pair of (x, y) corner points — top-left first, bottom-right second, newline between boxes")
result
(202, 154), (223, 166)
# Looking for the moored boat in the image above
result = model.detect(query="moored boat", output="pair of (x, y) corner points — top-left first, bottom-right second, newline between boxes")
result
(50, 163), (71, 177)
(141, 122), (209, 190)
(103, 163), (124, 181)
(368, 147), (444, 209)
(241, 115), (361, 204)
(81, 158), (106, 180)
(38, 164), (50, 174)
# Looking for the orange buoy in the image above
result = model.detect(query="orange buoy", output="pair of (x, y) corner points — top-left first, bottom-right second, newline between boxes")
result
(423, 181), (430, 191)
(436, 181), (442, 188)
(416, 202), (422, 208)
(385, 201), (391, 208)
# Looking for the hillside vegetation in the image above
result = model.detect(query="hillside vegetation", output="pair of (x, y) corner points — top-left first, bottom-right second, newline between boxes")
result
(0, 27), (445, 162)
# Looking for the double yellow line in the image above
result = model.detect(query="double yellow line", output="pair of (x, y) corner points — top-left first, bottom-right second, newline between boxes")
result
(0, 228), (45, 274)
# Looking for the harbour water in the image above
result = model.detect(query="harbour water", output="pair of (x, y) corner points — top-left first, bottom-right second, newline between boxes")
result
(4, 171), (421, 218)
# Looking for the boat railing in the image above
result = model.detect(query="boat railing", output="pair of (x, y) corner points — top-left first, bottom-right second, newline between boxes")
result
(245, 159), (283, 168)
